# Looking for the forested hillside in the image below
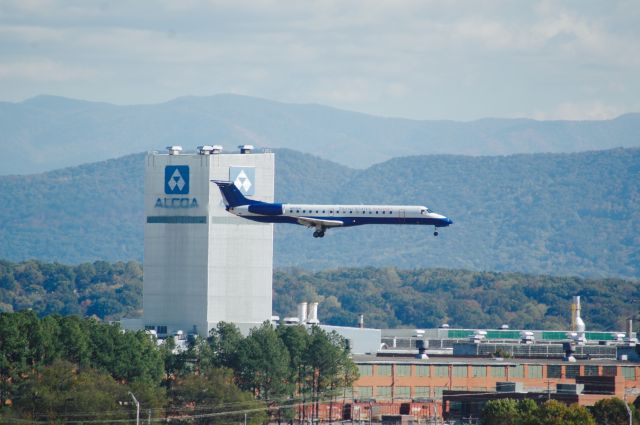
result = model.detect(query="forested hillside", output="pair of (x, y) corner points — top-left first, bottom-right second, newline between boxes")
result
(0, 148), (638, 277)
(1, 260), (638, 331)
(2, 94), (640, 175)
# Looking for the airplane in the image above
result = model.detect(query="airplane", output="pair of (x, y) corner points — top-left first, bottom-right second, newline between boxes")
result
(212, 180), (452, 238)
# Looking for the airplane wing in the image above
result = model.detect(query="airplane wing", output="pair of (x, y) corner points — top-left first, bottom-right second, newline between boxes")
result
(296, 217), (344, 229)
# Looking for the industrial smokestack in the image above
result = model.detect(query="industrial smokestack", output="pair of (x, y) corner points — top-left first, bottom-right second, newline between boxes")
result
(297, 302), (308, 324)
(571, 296), (587, 345)
(307, 302), (319, 325)
(626, 318), (637, 346)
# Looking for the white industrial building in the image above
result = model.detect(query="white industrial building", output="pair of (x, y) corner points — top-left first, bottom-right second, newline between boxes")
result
(139, 145), (275, 337)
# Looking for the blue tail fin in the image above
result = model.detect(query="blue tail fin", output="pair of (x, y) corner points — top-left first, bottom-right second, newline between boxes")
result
(212, 180), (257, 207)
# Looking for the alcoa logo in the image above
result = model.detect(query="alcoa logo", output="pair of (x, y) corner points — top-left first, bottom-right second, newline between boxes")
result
(165, 166), (189, 195)
(155, 165), (198, 209)
(230, 167), (256, 195)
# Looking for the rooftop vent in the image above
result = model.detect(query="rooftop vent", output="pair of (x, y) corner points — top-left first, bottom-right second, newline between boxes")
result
(198, 145), (223, 155)
(416, 339), (429, 359)
(238, 144), (254, 154)
(167, 145), (183, 155)
(470, 330), (487, 344)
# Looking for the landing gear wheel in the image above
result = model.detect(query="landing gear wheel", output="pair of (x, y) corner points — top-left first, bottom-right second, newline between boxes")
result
(434, 230), (439, 237)
(318, 231), (325, 238)
(313, 231), (319, 238)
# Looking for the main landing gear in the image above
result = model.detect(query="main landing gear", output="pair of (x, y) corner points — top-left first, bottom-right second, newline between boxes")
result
(313, 230), (325, 238)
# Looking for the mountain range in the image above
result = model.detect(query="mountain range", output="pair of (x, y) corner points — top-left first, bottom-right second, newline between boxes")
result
(1, 94), (639, 175)
(0, 148), (637, 279)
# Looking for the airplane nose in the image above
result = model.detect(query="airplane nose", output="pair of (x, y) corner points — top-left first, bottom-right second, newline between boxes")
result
(444, 217), (453, 226)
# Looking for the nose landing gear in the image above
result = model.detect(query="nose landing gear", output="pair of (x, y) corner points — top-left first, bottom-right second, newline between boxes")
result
(434, 227), (439, 237)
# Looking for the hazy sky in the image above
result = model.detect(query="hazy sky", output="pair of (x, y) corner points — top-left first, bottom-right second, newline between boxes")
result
(1, 0), (638, 120)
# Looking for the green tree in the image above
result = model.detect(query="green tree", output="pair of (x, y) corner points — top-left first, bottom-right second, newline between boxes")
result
(207, 321), (243, 370)
(516, 398), (540, 425)
(10, 360), (130, 423)
(277, 324), (311, 422)
(236, 321), (291, 400)
(169, 368), (266, 425)
(538, 400), (594, 425)
(304, 327), (358, 421)
(480, 398), (519, 425)
(592, 398), (632, 425)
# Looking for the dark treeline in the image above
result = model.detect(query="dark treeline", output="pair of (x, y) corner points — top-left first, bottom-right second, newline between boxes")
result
(0, 311), (356, 423)
(0, 259), (142, 320)
(1, 260), (639, 331)
(273, 267), (640, 331)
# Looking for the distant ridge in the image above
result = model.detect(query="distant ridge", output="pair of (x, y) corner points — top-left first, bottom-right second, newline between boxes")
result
(0, 147), (638, 279)
(1, 94), (639, 175)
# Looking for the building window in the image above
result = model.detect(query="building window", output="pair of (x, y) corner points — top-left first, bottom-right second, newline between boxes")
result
(622, 367), (636, 380)
(472, 366), (486, 377)
(490, 366), (505, 378)
(452, 365), (468, 377)
(396, 365), (411, 376)
(547, 365), (562, 378)
(157, 325), (167, 335)
(357, 387), (373, 399)
(395, 386), (411, 399)
(416, 365), (430, 377)
(376, 365), (392, 376)
(510, 365), (524, 378)
(434, 387), (447, 398)
(358, 365), (373, 377)
(434, 365), (449, 377)
(584, 365), (599, 376)
(414, 386), (430, 397)
(376, 386), (392, 399)
(603, 366), (617, 377)
(528, 365), (543, 379)
(565, 365), (580, 378)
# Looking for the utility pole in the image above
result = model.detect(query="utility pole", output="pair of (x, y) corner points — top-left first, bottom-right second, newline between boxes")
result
(545, 380), (552, 401)
(624, 391), (633, 425)
(128, 391), (140, 425)
(624, 401), (632, 425)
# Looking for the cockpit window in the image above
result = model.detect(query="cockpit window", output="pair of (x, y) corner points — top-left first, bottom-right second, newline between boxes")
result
(421, 208), (433, 215)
